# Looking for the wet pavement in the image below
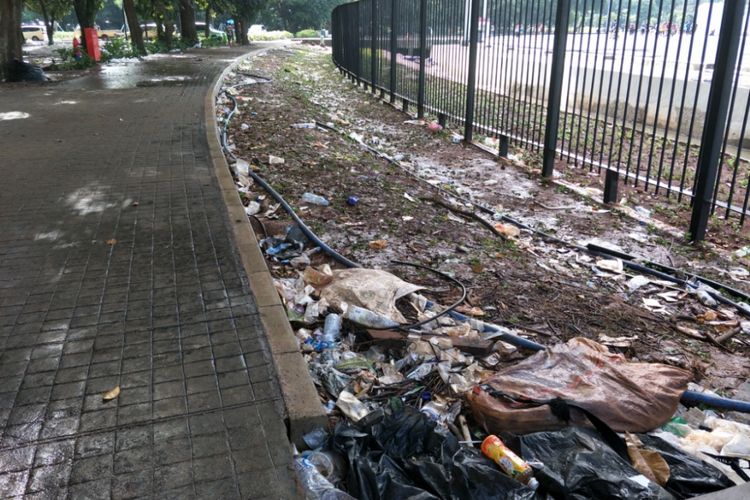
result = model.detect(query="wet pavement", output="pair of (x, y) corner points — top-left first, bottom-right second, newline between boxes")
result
(0, 46), (295, 498)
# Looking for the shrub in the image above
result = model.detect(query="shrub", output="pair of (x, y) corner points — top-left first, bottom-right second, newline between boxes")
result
(100, 36), (137, 61)
(249, 30), (293, 41)
(295, 29), (320, 38)
(199, 33), (227, 47)
(50, 47), (95, 70)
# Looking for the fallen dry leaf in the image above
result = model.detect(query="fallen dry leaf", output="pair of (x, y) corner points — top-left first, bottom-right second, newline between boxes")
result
(698, 310), (718, 322)
(493, 223), (520, 238)
(102, 385), (120, 401)
(456, 305), (485, 317)
(368, 239), (388, 250)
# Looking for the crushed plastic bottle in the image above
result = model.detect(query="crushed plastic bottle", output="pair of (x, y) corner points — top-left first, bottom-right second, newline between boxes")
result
(304, 450), (347, 484)
(301, 192), (330, 206)
(343, 305), (399, 329)
(420, 400), (447, 422)
(321, 314), (342, 343)
(335, 390), (369, 422)
(294, 457), (354, 500)
(481, 435), (539, 489)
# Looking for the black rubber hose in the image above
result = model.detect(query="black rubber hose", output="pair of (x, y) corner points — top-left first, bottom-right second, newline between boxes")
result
(219, 89), (470, 327)
(384, 260), (467, 332)
(319, 120), (750, 320)
(217, 83), (750, 414)
(588, 243), (750, 305)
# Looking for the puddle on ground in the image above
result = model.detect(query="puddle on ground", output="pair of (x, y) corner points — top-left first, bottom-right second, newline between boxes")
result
(58, 57), (204, 90)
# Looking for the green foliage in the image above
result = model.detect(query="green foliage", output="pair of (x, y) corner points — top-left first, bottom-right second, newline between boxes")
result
(294, 28), (319, 38)
(199, 33), (226, 47)
(25, 0), (72, 25)
(100, 35), (136, 61)
(249, 30), (292, 41)
(51, 47), (96, 69)
(261, 0), (346, 32)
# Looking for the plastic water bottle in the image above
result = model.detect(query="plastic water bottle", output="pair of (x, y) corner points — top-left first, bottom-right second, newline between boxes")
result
(301, 192), (330, 206)
(321, 314), (342, 342)
(294, 457), (354, 499)
(343, 305), (399, 329)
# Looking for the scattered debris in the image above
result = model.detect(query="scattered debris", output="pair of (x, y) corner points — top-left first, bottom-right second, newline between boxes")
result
(217, 48), (750, 500)
(102, 386), (120, 401)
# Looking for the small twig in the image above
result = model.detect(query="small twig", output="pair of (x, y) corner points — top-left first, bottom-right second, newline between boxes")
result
(545, 318), (561, 337)
(422, 196), (506, 239)
(716, 326), (742, 345)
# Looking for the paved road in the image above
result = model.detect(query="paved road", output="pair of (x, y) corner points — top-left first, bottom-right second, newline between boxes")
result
(0, 46), (295, 499)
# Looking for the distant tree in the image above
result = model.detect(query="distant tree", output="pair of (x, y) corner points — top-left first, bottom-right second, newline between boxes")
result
(122, 0), (144, 53)
(229, 0), (264, 45)
(26, 0), (71, 45)
(272, 0), (345, 32)
(177, 0), (197, 45)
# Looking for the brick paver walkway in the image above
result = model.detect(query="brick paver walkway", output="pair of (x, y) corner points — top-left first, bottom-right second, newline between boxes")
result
(0, 46), (295, 499)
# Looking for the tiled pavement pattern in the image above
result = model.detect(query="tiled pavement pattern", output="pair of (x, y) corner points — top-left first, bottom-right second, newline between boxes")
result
(0, 46), (295, 498)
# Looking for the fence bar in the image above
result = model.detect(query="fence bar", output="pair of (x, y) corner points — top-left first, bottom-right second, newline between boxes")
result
(417, 0), (428, 118)
(371, 0), (378, 91)
(689, 0), (747, 242)
(355, 2), (361, 84)
(389, 0), (396, 103)
(463, 0), (481, 142)
(542, 0), (570, 178)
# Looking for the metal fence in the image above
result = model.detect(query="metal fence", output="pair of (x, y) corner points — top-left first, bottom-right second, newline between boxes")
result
(331, 0), (750, 241)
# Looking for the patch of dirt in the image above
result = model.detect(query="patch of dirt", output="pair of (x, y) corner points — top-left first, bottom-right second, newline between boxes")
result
(220, 45), (750, 396)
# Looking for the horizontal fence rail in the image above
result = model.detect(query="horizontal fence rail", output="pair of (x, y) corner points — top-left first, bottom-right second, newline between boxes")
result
(332, 0), (750, 241)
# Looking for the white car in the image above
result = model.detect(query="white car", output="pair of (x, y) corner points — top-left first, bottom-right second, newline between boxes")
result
(22, 25), (47, 43)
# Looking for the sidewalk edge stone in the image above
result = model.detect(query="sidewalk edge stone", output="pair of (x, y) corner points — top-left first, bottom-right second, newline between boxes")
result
(203, 48), (328, 448)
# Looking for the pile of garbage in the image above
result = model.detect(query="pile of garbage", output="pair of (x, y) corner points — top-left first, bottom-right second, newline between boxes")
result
(215, 65), (750, 499)
(275, 262), (746, 498)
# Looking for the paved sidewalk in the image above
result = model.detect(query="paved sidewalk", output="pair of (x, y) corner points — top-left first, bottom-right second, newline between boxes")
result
(0, 46), (295, 499)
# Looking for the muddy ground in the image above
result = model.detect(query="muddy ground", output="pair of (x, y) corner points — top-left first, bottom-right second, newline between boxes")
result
(220, 44), (750, 397)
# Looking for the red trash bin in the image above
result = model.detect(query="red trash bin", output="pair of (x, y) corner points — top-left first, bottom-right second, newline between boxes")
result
(83, 28), (101, 61)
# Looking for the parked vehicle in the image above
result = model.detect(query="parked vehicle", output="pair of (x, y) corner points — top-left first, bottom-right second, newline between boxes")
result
(21, 25), (46, 43)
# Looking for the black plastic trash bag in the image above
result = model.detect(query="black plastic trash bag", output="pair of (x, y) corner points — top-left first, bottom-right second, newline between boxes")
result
(638, 434), (734, 498)
(7, 59), (47, 82)
(332, 409), (536, 500)
(520, 427), (672, 500)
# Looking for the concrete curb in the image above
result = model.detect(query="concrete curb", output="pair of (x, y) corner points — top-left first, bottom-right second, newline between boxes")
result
(204, 47), (328, 448)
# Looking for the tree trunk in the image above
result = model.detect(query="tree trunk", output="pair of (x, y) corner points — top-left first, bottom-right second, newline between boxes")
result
(122, 0), (144, 54)
(73, 0), (98, 52)
(37, 0), (55, 45)
(178, 0), (197, 46)
(204, 7), (210, 38)
(237, 19), (249, 45)
(0, 0), (24, 81)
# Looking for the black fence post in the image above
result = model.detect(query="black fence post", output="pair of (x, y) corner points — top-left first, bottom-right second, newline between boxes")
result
(689, 0), (747, 242)
(542, 0), (570, 178)
(463, 0), (481, 142)
(603, 170), (619, 204)
(389, 0), (397, 103)
(417, 0), (428, 118)
(371, 0), (378, 93)
(499, 135), (509, 157)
